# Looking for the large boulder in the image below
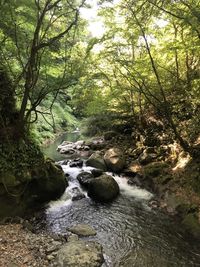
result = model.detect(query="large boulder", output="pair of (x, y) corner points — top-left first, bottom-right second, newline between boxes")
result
(88, 174), (119, 202)
(27, 160), (68, 204)
(86, 152), (107, 171)
(0, 159), (68, 218)
(104, 148), (125, 173)
(57, 240), (104, 267)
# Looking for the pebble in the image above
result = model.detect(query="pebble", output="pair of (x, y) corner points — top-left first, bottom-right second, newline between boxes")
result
(47, 255), (55, 261)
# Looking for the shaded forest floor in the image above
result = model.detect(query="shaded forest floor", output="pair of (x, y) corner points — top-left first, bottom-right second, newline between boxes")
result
(0, 222), (59, 267)
(0, 219), (71, 267)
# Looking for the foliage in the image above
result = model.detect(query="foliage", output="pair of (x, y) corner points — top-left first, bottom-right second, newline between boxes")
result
(0, 0), (87, 138)
(71, 0), (200, 153)
(0, 0), (200, 151)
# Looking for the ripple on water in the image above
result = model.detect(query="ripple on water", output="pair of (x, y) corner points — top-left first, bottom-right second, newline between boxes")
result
(36, 165), (200, 267)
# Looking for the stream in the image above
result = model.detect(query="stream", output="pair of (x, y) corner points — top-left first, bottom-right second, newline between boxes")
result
(40, 132), (200, 267)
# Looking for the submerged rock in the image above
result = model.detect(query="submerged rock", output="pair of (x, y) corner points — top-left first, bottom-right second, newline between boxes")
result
(69, 187), (85, 201)
(57, 240), (104, 267)
(88, 174), (120, 202)
(68, 224), (97, 237)
(104, 148), (125, 173)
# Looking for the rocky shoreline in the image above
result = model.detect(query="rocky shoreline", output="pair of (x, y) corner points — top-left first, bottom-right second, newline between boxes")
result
(0, 218), (104, 267)
(1, 131), (200, 267)
(56, 132), (200, 239)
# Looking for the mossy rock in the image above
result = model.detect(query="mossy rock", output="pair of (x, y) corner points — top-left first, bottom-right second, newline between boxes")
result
(86, 152), (107, 171)
(0, 160), (68, 218)
(24, 161), (68, 205)
(144, 162), (169, 179)
(182, 213), (200, 239)
(88, 174), (119, 202)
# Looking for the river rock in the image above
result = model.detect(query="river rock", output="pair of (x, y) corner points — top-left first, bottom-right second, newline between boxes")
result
(60, 147), (76, 155)
(75, 140), (85, 146)
(28, 160), (68, 203)
(57, 240), (104, 267)
(77, 172), (94, 187)
(86, 152), (107, 171)
(69, 187), (85, 201)
(57, 141), (73, 151)
(68, 224), (97, 237)
(104, 148), (125, 173)
(69, 159), (83, 168)
(88, 174), (119, 202)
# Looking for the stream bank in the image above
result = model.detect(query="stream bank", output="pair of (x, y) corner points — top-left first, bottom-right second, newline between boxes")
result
(1, 131), (200, 267)
(27, 132), (200, 267)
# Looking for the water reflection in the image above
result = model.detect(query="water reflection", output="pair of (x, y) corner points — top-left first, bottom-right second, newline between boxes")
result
(42, 132), (81, 161)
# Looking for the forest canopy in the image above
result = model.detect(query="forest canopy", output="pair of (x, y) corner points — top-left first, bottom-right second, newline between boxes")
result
(0, 0), (199, 152)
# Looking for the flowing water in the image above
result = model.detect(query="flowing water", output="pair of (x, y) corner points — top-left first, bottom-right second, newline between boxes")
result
(40, 134), (200, 267)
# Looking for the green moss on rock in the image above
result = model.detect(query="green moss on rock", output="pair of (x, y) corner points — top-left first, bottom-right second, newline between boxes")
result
(0, 140), (68, 218)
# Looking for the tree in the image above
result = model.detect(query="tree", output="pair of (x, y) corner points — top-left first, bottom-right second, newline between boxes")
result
(0, 0), (86, 136)
(71, 0), (200, 153)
